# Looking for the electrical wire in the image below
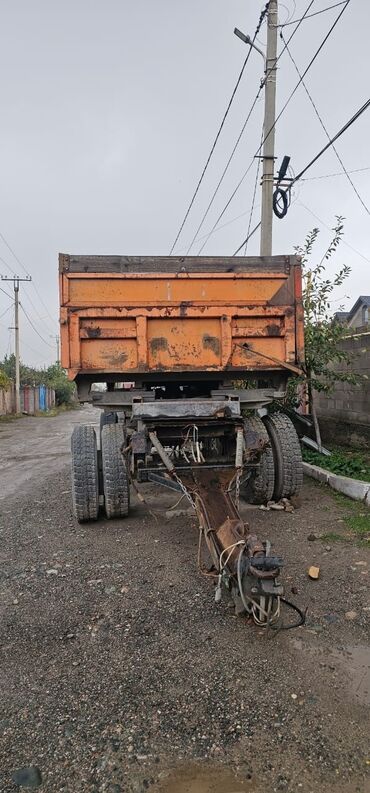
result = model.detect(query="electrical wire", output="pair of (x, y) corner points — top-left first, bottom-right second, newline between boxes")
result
(6, 330), (12, 356)
(0, 253), (16, 276)
(196, 0), (317, 254)
(298, 201), (370, 266)
(281, 32), (370, 217)
(277, 1), (347, 26)
(19, 302), (54, 348)
(0, 230), (58, 330)
(244, 135), (263, 253)
(169, 2), (270, 254)
(291, 98), (370, 186)
(0, 285), (13, 300)
(178, 203), (263, 253)
(188, 95), (263, 254)
(205, 0), (351, 250)
(233, 221), (261, 255)
(0, 303), (13, 321)
(301, 166), (370, 181)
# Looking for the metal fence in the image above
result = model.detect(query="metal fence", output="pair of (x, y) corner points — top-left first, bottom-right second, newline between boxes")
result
(0, 385), (55, 416)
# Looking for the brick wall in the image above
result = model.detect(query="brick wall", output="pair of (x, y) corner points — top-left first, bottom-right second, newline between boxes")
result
(315, 330), (370, 448)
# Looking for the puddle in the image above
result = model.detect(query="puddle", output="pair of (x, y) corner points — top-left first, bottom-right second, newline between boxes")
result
(331, 645), (370, 706)
(152, 764), (253, 793)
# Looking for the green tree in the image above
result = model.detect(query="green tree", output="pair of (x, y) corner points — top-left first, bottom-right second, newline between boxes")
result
(290, 216), (360, 446)
(44, 363), (75, 406)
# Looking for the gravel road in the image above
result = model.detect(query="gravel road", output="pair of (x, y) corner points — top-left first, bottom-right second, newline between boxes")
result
(0, 407), (369, 793)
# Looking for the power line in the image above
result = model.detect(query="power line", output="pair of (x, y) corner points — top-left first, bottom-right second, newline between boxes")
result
(195, 0), (317, 254)
(0, 229), (57, 330)
(187, 94), (263, 254)
(244, 136), (263, 253)
(278, 1), (347, 27)
(0, 253), (15, 276)
(298, 201), (370, 266)
(6, 329), (12, 356)
(281, 31), (370, 216)
(301, 166), (370, 181)
(168, 2), (270, 254)
(178, 204), (262, 253)
(0, 285), (13, 300)
(292, 98), (370, 184)
(19, 302), (54, 348)
(0, 303), (13, 321)
(233, 221), (261, 255)
(201, 0), (351, 249)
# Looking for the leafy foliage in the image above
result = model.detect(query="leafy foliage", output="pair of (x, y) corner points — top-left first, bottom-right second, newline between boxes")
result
(0, 368), (11, 388)
(45, 363), (75, 406)
(302, 446), (370, 482)
(296, 216), (358, 394)
(285, 217), (361, 412)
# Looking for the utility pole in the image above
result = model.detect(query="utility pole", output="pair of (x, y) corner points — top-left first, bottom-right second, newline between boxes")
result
(52, 334), (60, 364)
(1, 275), (32, 413)
(260, 0), (278, 257)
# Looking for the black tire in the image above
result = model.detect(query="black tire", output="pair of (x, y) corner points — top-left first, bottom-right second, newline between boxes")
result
(240, 415), (275, 504)
(263, 412), (303, 501)
(101, 424), (130, 519)
(100, 411), (117, 433)
(71, 425), (99, 522)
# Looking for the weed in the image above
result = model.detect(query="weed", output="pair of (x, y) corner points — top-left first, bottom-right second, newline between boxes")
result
(303, 446), (370, 482)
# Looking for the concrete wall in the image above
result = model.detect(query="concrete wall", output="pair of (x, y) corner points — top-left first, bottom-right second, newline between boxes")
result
(315, 330), (370, 448)
(0, 384), (14, 416)
(0, 385), (55, 416)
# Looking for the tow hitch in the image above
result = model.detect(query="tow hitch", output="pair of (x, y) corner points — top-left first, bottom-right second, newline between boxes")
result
(133, 410), (305, 632)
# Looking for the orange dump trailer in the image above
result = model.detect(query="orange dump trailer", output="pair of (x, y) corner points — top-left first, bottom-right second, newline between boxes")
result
(59, 254), (304, 397)
(61, 253), (305, 629)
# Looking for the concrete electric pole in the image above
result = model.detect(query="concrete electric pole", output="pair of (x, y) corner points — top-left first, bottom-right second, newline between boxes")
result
(260, 0), (278, 256)
(1, 275), (32, 413)
(52, 334), (60, 364)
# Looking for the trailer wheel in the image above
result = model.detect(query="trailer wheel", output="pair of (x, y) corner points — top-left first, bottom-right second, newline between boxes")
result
(100, 411), (117, 433)
(263, 412), (303, 501)
(101, 424), (130, 519)
(240, 416), (275, 504)
(71, 425), (99, 522)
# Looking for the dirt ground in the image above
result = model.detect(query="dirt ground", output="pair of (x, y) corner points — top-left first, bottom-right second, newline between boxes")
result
(0, 407), (369, 793)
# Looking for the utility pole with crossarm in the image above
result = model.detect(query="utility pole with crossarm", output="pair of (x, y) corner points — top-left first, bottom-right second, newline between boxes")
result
(1, 274), (32, 413)
(260, 0), (278, 256)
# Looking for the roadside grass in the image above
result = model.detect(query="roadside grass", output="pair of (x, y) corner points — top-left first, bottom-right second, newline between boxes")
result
(36, 403), (80, 418)
(302, 445), (370, 482)
(321, 488), (370, 547)
(0, 402), (79, 423)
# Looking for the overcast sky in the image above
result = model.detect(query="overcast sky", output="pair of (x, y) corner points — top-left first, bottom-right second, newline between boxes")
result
(0, 0), (369, 367)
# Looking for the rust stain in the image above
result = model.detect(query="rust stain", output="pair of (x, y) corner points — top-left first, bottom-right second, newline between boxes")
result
(202, 334), (221, 356)
(150, 337), (169, 354)
(266, 323), (280, 337)
(102, 351), (128, 364)
(179, 301), (192, 317)
(86, 327), (101, 338)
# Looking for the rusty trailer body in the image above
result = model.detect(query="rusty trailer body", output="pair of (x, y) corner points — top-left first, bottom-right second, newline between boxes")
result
(62, 253), (305, 631)
(59, 254), (304, 396)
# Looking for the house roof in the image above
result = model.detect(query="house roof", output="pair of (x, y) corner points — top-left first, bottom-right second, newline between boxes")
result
(334, 311), (349, 321)
(347, 295), (370, 322)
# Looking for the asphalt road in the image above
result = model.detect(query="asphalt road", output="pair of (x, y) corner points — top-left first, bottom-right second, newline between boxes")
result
(0, 406), (98, 501)
(0, 408), (369, 793)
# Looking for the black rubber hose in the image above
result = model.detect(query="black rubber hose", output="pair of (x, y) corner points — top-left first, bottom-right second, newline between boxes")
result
(273, 186), (290, 219)
(280, 596), (307, 630)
